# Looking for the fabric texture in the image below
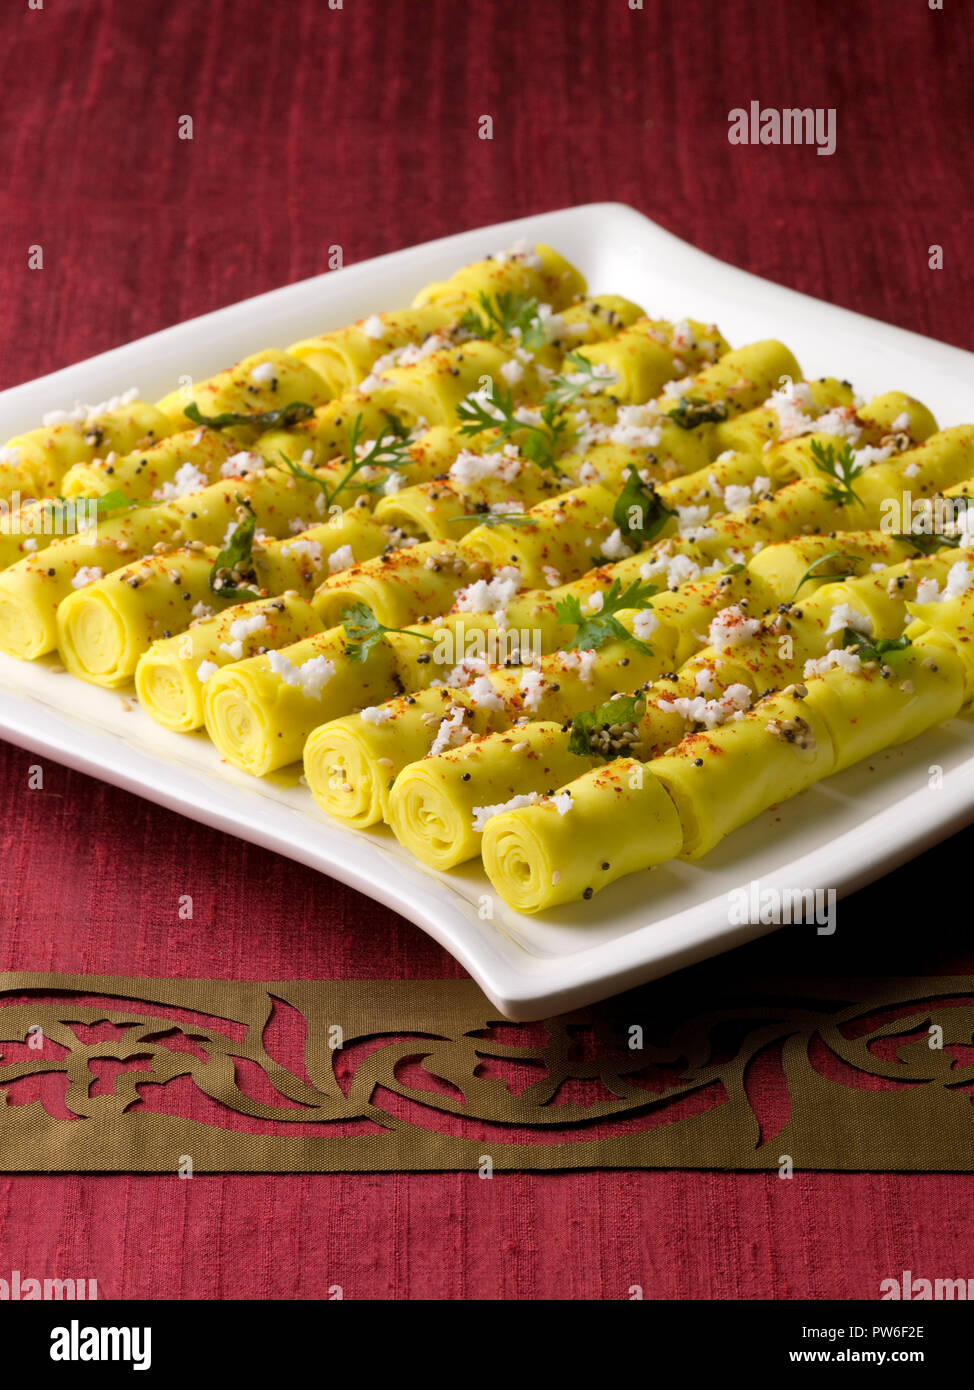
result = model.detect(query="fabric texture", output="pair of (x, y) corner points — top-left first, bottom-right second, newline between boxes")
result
(1, 0), (973, 1298)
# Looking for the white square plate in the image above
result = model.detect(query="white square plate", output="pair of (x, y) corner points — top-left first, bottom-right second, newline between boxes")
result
(2, 202), (973, 1020)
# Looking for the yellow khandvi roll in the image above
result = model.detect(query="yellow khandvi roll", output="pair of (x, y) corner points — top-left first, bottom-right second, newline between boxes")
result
(699, 478), (840, 561)
(710, 379), (855, 456)
(412, 243), (586, 312)
(800, 635), (965, 772)
(135, 594), (323, 733)
(458, 484), (619, 586)
(60, 428), (237, 501)
(304, 687), (499, 828)
(481, 759), (684, 914)
(155, 350), (329, 430)
(566, 323), (703, 405)
(1, 399), (174, 503)
(860, 425), (974, 517)
(203, 627), (398, 775)
(656, 449), (774, 517)
(0, 494), (116, 570)
(166, 469), (334, 547)
(650, 691), (835, 859)
(0, 504), (181, 659)
(373, 456), (561, 541)
(747, 531), (915, 602)
(558, 418), (712, 489)
(642, 569), (768, 663)
(633, 652), (758, 759)
(312, 539), (488, 629)
(288, 305), (460, 396)
(660, 341), (802, 422)
(56, 550), (226, 688)
(512, 634), (675, 720)
(555, 296), (646, 348)
(903, 560), (974, 694)
(367, 341), (514, 428)
(389, 722), (598, 870)
(857, 391), (937, 443)
(384, 614), (514, 689)
(254, 511), (388, 593)
(256, 394), (413, 474)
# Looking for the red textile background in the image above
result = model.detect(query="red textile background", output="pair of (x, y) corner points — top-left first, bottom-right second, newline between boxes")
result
(1, 0), (973, 1300)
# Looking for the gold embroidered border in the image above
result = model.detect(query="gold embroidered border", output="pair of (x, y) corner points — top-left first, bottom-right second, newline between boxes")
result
(0, 972), (971, 1171)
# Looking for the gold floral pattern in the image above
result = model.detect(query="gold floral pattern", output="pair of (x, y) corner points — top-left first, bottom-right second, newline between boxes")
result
(0, 972), (972, 1171)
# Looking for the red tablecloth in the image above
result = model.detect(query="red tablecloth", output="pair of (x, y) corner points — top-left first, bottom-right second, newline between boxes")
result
(1, 0), (973, 1300)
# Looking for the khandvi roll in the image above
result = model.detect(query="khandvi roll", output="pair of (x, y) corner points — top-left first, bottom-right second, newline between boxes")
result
(165, 468), (339, 546)
(710, 378), (856, 456)
(411, 242), (586, 312)
(646, 688), (834, 859)
(481, 759), (685, 914)
(303, 687), (500, 828)
(658, 340), (802, 422)
(312, 539), (488, 629)
(57, 504), (392, 691)
(202, 626), (398, 775)
(389, 721), (600, 870)
(155, 350), (329, 430)
(799, 631), (965, 771)
(1, 398), (174, 504)
(746, 530), (916, 600)
(0, 503), (181, 659)
(557, 421), (711, 489)
(255, 395), (414, 475)
(59, 427), (237, 502)
(458, 483), (619, 586)
(253, 511), (388, 592)
(860, 425), (974, 516)
(574, 318), (726, 404)
(56, 549), (227, 688)
(373, 451), (562, 540)
(904, 558), (974, 697)
(366, 341), (518, 428)
(135, 594), (323, 733)
(288, 305), (462, 396)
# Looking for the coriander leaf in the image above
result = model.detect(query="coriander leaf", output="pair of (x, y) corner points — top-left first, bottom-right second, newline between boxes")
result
(665, 396), (729, 430)
(810, 439), (865, 508)
(542, 351), (618, 410)
(790, 550), (861, 599)
(185, 401), (315, 432)
(277, 448), (324, 491)
(613, 466), (676, 545)
(378, 410), (411, 441)
(459, 292), (546, 350)
(569, 692), (646, 759)
(448, 511), (536, 528)
(277, 413), (411, 512)
(455, 382), (563, 470)
(43, 489), (139, 526)
(555, 576), (658, 654)
(840, 629), (912, 665)
(893, 532), (961, 554)
(341, 601), (435, 663)
(209, 498), (260, 602)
